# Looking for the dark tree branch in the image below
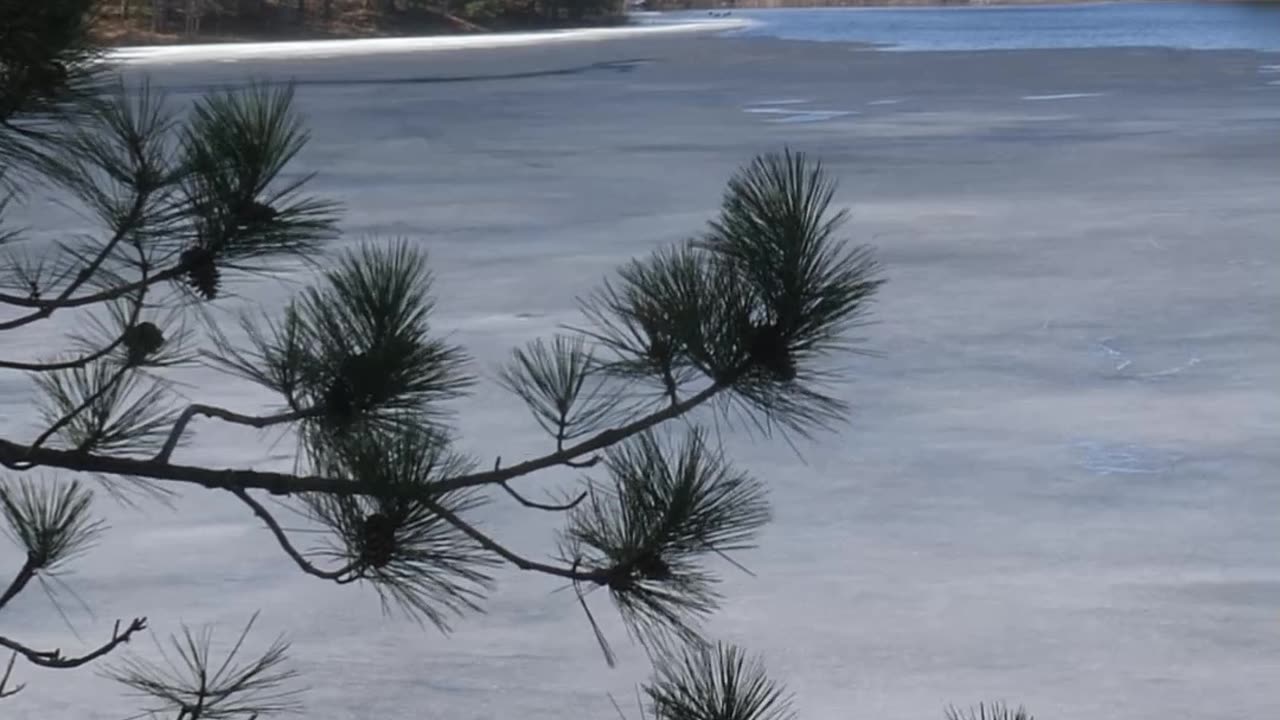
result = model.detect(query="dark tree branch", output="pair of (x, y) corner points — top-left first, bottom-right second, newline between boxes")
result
(420, 497), (607, 583)
(0, 617), (146, 669)
(0, 243), (153, 373)
(155, 405), (315, 464)
(0, 381), (729, 501)
(491, 456), (589, 511)
(229, 487), (353, 582)
(0, 555), (37, 610)
(0, 265), (183, 316)
(0, 333), (124, 373)
(0, 193), (149, 332)
(441, 381), (726, 494)
(499, 481), (587, 512)
(0, 652), (22, 699)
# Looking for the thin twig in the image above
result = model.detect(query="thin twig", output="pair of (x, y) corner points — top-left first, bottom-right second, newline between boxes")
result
(490, 456), (588, 511)
(0, 239), (149, 373)
(0, 555), (37, 610)
(499, 482), (587, 512)
(0, 652), (23, 699)
(0, 265), (182, 316)
(421, 497), (608, 583)
(155, 405), (314, 464)
(0, 192), (150, 332)
(229, 487), (353, 582)
(438, 381), (726, 494)
(0, 333), (125, 372)
(0, 617), (147, 669)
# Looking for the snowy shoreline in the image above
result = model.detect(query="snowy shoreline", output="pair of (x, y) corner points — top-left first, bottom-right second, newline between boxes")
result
(106, 17), (750, 65)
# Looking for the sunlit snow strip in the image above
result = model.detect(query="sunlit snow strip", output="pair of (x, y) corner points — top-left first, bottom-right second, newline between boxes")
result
(1022, 92), (1106, 101)
(106, 18), (751, 65)
(747, 98), (812, 106)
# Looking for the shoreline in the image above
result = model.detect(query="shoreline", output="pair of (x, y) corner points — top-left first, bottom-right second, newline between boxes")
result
(106, 17), (749, 64)
(101, 0), (1280, 60)
(97, 0), (1258, 49)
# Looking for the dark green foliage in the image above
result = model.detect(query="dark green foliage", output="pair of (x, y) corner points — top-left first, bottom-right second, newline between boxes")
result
(0, 477), (103, 572)
(209, 241), (472, 445)
(43, 80), (178, 235)
(297, 242), (473, 435)
(699, 149), (883, 434)
(562, 429), (770, 654)
(580, 149), (882, 435)
(945, 702), (1036, 720)
(302, 426), (499, 629)
(499, 334), (623, 444)
(0, 0), (102, 170)
(103, 613), (301, 720)
(578, 243), (749, 405)
(176, 83), (339, 278)
(644, 643), (795, 720)
(34, 362), (176, 455)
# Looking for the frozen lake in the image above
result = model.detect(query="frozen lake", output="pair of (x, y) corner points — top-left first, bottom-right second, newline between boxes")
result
(5, 11), (1280, 720)
(678, 1), (1280, 51)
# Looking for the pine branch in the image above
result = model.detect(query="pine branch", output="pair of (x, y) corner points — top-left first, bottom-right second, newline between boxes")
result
(0, 617), (147, 669)
(0, 334), (125, 373)
(28, 362), (132, 454)
(0, 380), (729, 499)
(154, 405), (315, 464)
(30, 361), (177, 458)
(438, 380), (729, 494)
(0, 476), (104, 576)
(499, 334), (624, 448)
(945, 702), (1036, 720)
(0, 265), (183, 313)
(230, 487), (352, 582)
(560, 428), (771, 655)
(498, 480), (587, 512)
(104, 613), (301, 720)
(644, 643), (795, 720)
(419, 495), (606, 583)
(0, 0), (105, 170)
(0, 191), (147, 332)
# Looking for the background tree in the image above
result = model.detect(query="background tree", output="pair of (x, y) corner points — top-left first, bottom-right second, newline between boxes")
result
(0, 2), (1056, 720)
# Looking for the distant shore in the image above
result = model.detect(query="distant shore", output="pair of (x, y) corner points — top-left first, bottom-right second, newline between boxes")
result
(93, 0), (1280, 47)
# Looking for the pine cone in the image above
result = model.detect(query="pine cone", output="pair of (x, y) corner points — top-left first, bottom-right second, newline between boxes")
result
(122, 321), (165, 365)
(359, 512), (397, 569)
(748, 323), (796, 382)
(605, 550), (671, 591)
(179, 247), (220, 300)
(322, 352), (372, 426)
(323, 376), (354, 425)
(235, 200), (278, 231)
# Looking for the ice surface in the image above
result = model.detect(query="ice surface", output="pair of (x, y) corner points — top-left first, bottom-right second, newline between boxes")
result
(3, 21), (1279, 720)
(107, 17), (748, 65)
